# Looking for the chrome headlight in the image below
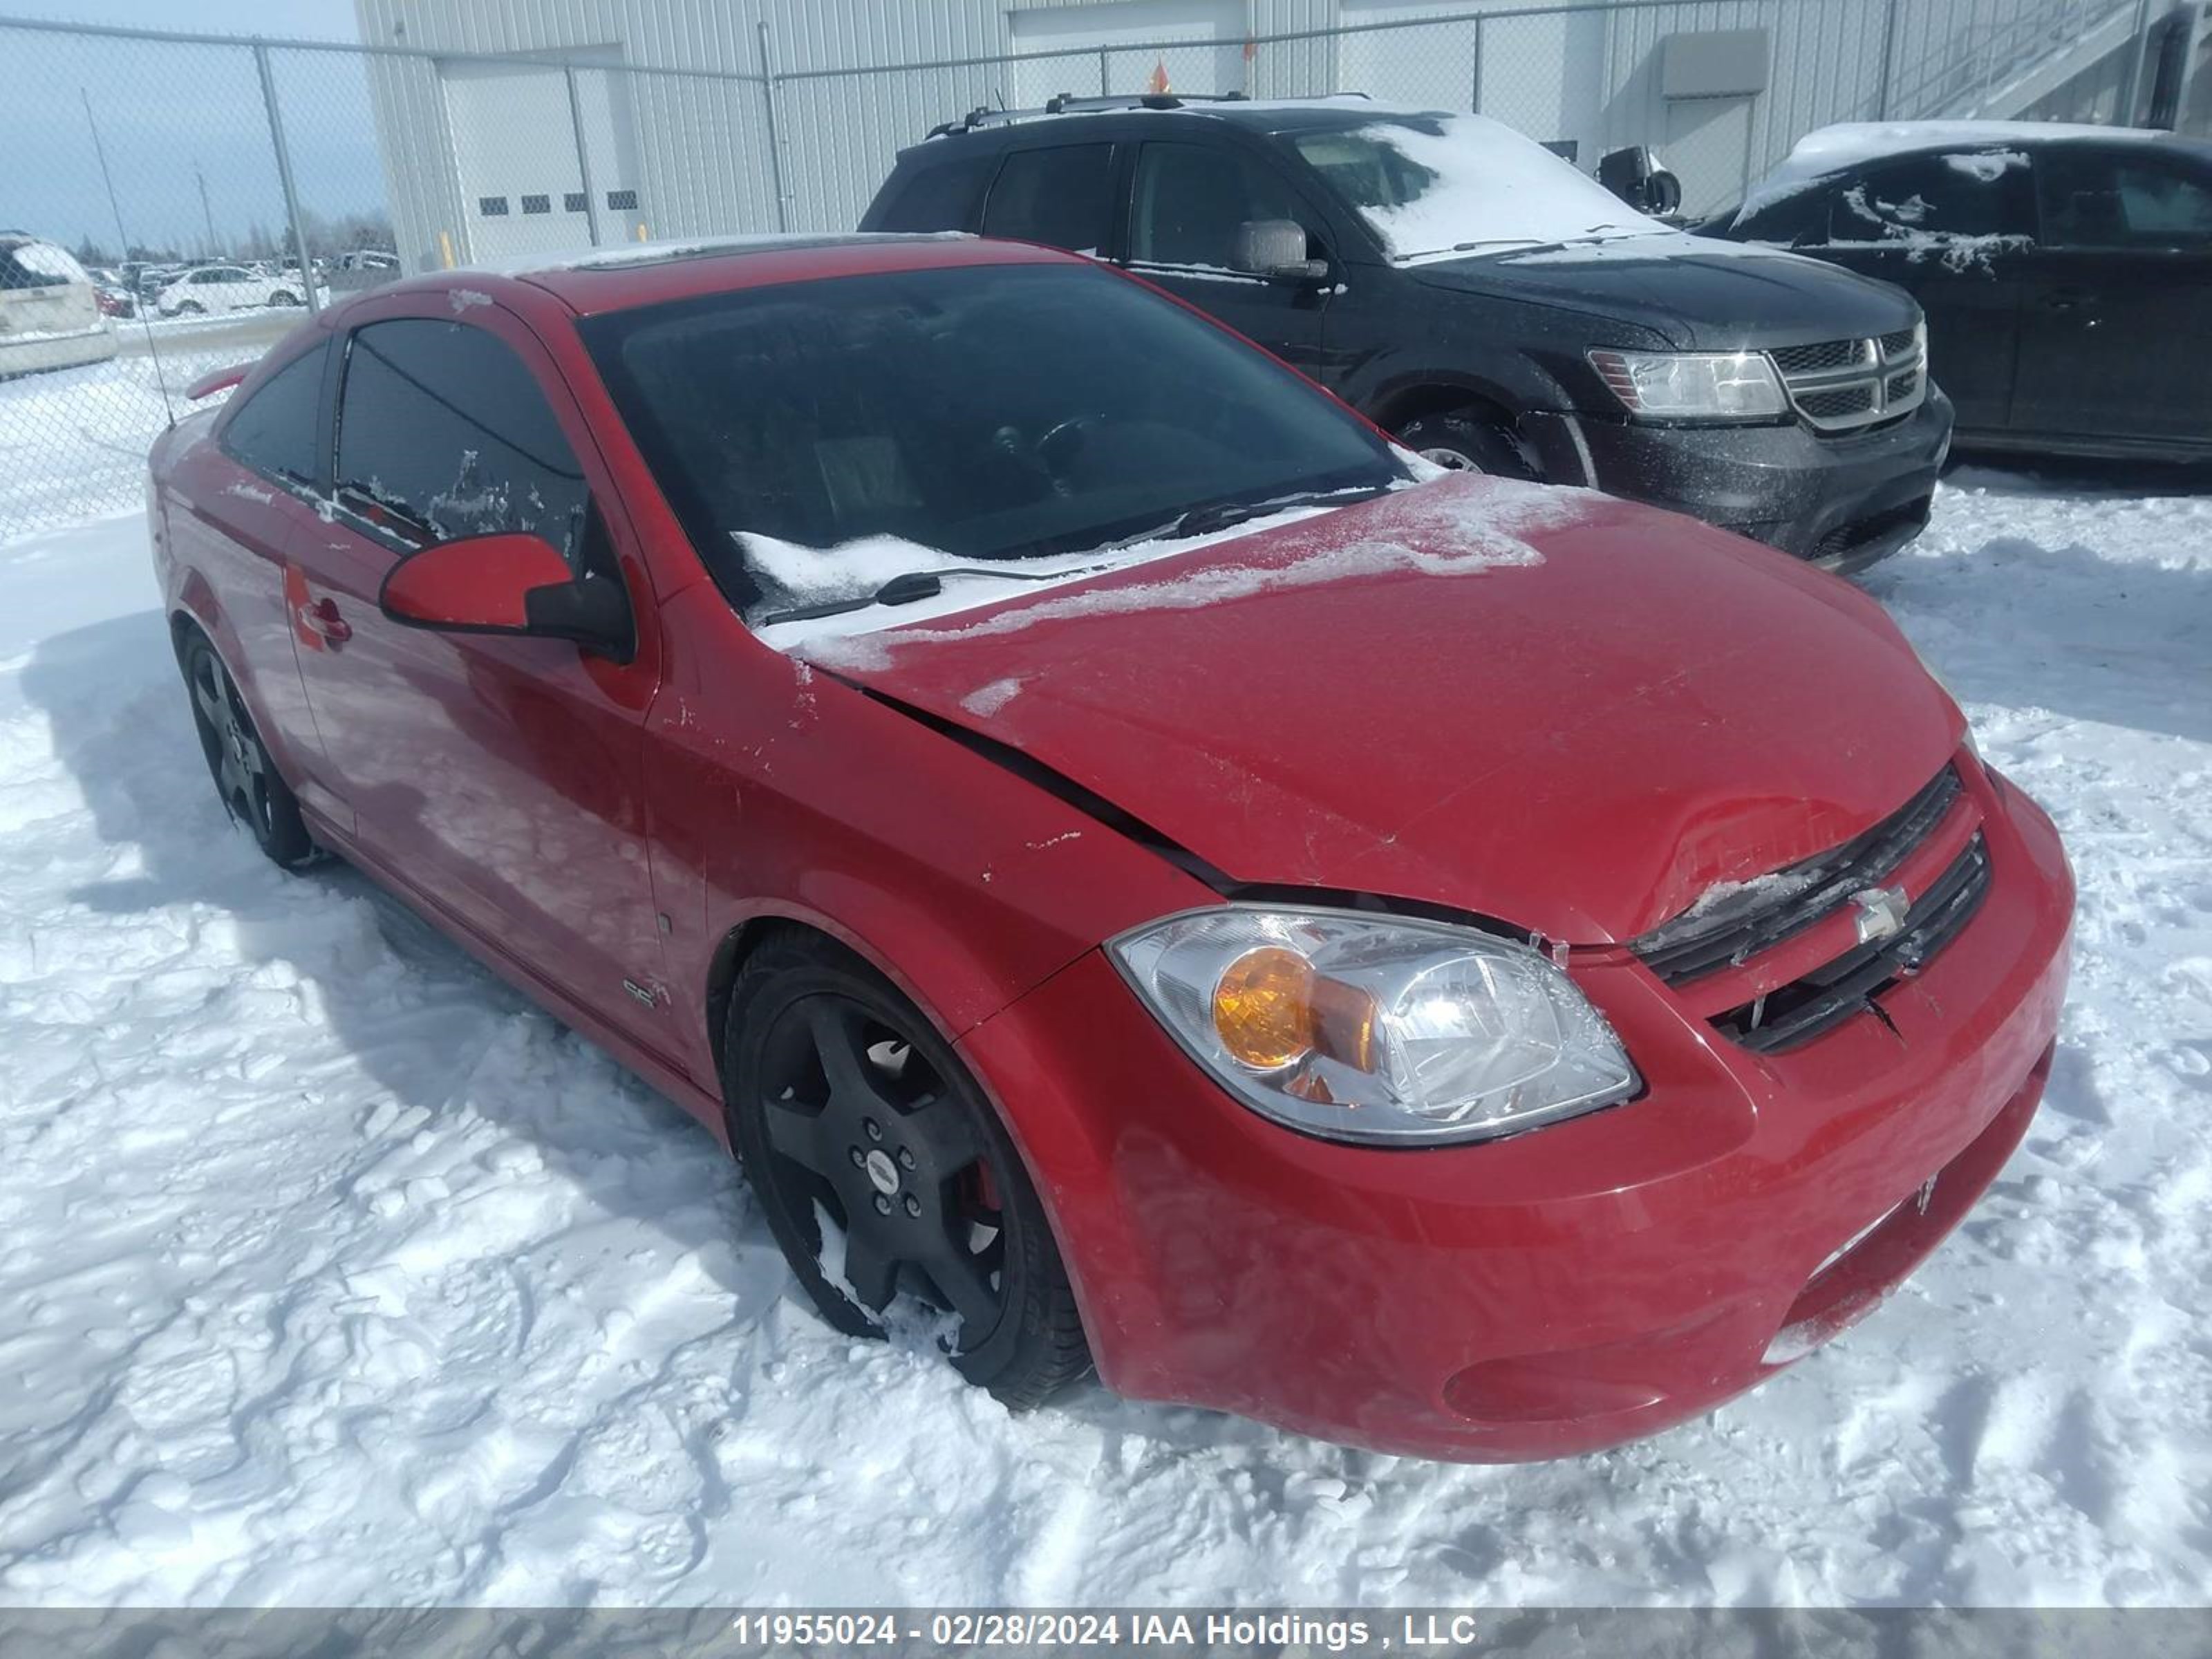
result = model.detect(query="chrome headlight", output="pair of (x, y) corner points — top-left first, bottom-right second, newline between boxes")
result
(1109, 907), (1638, 1146)
(1588, 348), (1788, 421)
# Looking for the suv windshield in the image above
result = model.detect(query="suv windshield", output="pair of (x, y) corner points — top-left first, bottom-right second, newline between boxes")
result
(1290, 113), (1667, 261)
(583, 261), (1401, 619)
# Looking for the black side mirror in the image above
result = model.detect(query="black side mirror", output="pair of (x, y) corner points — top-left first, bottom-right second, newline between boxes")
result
(1598, 147), (1683, 218)
(524, 572), (635, 664)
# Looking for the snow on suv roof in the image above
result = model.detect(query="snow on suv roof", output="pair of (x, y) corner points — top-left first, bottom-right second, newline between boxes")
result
(926, 97), (1667, 264)
(1739, 119), (2188, 218)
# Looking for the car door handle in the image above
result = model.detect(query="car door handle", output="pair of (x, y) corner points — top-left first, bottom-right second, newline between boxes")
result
(302, 597), (352, 644)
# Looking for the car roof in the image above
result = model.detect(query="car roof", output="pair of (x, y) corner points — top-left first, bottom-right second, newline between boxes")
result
(345, 232), (1085, 320)
(905, 93), (1408, 156)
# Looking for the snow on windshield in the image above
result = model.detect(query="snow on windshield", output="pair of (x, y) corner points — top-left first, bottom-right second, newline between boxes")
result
(3, 241), (91, 286)
(1293, 113), (1667, 263)
(790, 476), (1597, 673)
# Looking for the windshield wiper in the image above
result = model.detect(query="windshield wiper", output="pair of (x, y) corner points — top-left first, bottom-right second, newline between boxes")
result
(1102, 484), (1394, 552)
(756, 563), (1103, 628)
(756, 485), (1390, 626)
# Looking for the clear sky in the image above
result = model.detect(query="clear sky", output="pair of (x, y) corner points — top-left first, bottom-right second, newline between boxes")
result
(30, 0), (362, 42)
(5, 0), (386, 259)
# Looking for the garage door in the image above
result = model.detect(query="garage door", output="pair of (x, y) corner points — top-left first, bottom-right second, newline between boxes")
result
(442, 53), (645, 262)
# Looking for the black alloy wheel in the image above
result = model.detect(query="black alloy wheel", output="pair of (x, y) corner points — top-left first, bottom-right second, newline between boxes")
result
(724, 936), (1090, 1407)
(182, 632), (315, 868)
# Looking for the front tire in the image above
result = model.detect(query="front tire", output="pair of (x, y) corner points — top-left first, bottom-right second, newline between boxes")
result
(181, 630), (316, 869)
(722, 935), (1091, 1409)
(1396, 408), (1539, 480)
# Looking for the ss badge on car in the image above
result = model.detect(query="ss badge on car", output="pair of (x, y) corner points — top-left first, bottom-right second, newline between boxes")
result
(1852, 884), (1911, 944)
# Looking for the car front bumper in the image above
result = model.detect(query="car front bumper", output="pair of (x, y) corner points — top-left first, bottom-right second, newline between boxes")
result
(1526, 387), (1954, 577)
(958, 752), (2070, 1461)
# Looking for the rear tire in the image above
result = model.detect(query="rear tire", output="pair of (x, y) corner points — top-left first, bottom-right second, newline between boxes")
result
(268, 290), (300, 308)
(180, 630), (317, 870)
(722, 935), (1091, 1409)
(1396, 408), (1539, 480)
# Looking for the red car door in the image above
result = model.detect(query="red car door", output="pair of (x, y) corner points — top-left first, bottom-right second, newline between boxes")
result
(165, 337), (351, 834)
(284, 299), (673, 1047)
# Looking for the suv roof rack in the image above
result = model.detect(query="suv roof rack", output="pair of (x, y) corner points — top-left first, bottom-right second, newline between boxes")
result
(926, 90), (1251, 138)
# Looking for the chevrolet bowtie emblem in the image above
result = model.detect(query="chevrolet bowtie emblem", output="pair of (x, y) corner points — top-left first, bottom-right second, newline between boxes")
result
(1852, 885), (1911, 944)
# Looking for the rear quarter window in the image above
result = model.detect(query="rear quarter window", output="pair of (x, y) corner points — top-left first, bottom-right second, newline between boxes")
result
(220, 343), (328, 489)
(981, 143), (1118, 254)
(870, 153), (995, 232)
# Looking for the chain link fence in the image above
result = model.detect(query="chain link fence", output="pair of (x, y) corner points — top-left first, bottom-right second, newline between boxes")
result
(0, 0), (2167, 544)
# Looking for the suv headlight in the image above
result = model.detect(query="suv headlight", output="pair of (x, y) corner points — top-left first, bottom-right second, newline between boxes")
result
(1588, 348), (1788, 421)
(1109, 907), (1638, 1146)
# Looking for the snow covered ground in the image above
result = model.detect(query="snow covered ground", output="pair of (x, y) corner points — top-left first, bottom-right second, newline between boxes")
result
(1, 469), (2209, 1607)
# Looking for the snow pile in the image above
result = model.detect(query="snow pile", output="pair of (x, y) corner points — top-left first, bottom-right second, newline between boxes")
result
(0, 344), (238, 542)
(1296, 112), (1666, 263)
(0, 465), (2210, 1605)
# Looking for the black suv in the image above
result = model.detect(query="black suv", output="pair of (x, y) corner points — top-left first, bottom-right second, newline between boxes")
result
(863, 95), (1954, 575)
(1703, 123), (2212, 462)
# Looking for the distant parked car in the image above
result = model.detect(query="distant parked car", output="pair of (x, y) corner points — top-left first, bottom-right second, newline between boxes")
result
(864, 95), (1951, 575)
(155, 263), (319, 316)
(1702, 122), (2212, 462)
(0, 233), (117, 375)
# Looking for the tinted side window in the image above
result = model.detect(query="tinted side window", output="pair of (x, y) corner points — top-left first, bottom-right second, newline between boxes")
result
(873, 155), (995, 232)
(1132, 141), (1323, 268)
(2039, 149), (2212, 247)
(335, 318), (588, 561)
(1828, 151), (2035, 243)
(980, 144), (1116, 253)
(221, 343), (326, 488)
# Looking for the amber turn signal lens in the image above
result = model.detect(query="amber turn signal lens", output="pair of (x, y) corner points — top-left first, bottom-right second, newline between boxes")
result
(1212, 946), (1317, 1071)
(1212, 946), (1382, 1075)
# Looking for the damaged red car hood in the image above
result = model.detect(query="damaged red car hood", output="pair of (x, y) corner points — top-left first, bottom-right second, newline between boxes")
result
(805, 476), (1962, 943)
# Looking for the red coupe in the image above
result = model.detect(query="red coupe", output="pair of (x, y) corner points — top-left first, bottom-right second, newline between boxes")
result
(147, 235), (2072, 1461)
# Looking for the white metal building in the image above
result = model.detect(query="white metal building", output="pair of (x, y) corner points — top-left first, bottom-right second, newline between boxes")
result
(353, 0), (2201, 273)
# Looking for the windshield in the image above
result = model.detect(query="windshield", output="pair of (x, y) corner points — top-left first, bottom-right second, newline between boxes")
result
(1291, 113), (1668, 261)
(582, 262), (1400, 621)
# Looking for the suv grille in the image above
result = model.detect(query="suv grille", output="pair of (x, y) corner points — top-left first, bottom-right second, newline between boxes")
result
(1631, 764), (1964, 986)
(1770, 328), (1927, 434)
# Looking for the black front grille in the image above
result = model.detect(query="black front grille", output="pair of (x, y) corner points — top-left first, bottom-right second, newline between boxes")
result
(1880, 326), (1920, 357)
(1712, 834), (1993, 1053)
(1798, 386), (1876, 421)
(1632, 765), (1964, 985)
(1886, 368), (1920, 402)
(1771, 338), (1866, 375)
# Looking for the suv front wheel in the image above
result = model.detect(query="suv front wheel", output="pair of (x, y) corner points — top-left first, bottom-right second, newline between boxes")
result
(1394, 409), (1539, 480)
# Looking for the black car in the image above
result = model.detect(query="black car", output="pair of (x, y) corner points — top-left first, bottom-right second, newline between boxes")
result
(1704, 122), (2212, 462)
(863, 94), (1953, 574)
